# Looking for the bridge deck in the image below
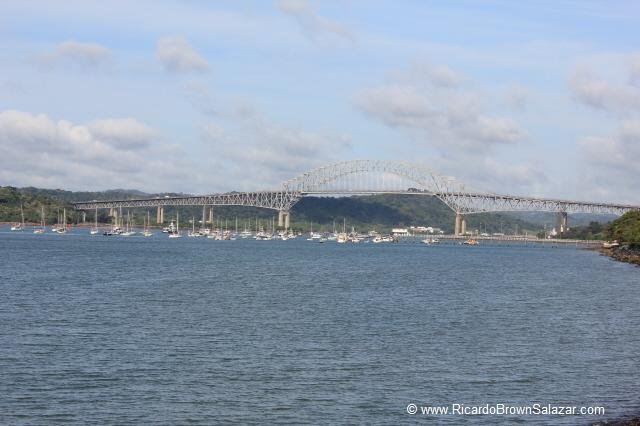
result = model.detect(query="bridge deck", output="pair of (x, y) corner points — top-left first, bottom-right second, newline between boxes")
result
(72, 190), (639, 216)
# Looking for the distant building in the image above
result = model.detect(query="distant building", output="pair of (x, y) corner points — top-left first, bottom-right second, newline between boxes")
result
(392, 228), (410, 236)
(410, 226), (444, 234)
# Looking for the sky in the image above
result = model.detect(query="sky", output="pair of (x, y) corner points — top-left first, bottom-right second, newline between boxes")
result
(0, 0), (639, 203)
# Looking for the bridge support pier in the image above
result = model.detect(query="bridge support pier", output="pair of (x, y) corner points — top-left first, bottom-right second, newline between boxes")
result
(556, 211), (568, 235)
(454, 212), (464, 236)
(461, 216), (467, 236)
(157, 206), (164, 224)
(277, 211), (291, 229)
(209, 207), (214, 225)
(82, 212), (86, 223)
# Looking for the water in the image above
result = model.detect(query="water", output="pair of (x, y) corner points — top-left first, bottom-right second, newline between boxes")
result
(1, 231), (639, 424)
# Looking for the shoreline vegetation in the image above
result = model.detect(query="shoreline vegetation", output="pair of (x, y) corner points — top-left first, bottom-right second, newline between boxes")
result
(599, 211), (640, 267)
(600, 245), (640, 267)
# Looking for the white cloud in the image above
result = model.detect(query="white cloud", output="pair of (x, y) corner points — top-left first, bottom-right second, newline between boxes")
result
(429, 65), (463, 88)
(156, 36), (209, 74)
(88, 118), (156, 150)
(0, 110), (191, 191)
(355, 83), (522, 151)
(37, 40), (112, 70)
(571, 59), (640, 203)
(569, 71), (640, 113)
(355, 85), (435, 129)
(580, 120), (640, 173)
(354, 61), (544, 196)
(276, 0), (355, 43)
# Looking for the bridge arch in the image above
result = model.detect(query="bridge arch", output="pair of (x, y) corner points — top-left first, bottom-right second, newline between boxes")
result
(282, 159), (464, 211)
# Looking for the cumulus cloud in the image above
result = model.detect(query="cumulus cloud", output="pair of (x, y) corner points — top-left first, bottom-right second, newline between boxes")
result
(355, 84), (522, 151)
(276, 0), (355, 43)
(569, 71), (640, 113)
(429, 65), (463, 88)
(577, 120), (640, 202)
(580, 120), (640, 173)
(353, 61), (544, 195)
(571, 59), (640, 203)
(36, 40), (112, 70)
(0, 110), (191, 191)
(88, 118), (157, 149)
(156, 36), (209, 74)
(387, 60), (465, 90)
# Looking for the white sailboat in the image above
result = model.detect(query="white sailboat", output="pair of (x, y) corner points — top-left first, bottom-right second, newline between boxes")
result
(142, 211), (153, 237)
(168, 212), (182, 238)
(90, 208), (100, 235)
(11, 203), (25, 231)
(34, 206), (46, 234)
(336, 218), (348, 243)
(56, 208), (67, 234)
(188, 216), (201, 237)
(121, 210), (136, 236)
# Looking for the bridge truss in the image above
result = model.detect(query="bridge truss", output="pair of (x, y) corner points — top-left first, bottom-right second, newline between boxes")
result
(73, 160), (639, 220)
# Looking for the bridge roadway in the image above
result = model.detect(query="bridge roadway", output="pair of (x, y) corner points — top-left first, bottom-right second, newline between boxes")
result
(71, 160), (640, 235)
(72, 189), (638, 236)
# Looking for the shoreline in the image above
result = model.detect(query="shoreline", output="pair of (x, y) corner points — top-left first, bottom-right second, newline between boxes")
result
(598, 245), (640, 267)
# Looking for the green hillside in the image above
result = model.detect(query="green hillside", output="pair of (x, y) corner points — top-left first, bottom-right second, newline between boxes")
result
(608, 211), (640, 244)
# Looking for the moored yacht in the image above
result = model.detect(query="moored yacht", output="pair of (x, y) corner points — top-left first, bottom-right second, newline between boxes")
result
(168, 213), (182, 238)
(11, 203), (25, 231)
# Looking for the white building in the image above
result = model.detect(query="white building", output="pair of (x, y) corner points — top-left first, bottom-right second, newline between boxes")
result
(391, 228), (410, 236)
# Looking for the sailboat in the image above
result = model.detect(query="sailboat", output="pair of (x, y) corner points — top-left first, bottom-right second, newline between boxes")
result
(188, 216), (200, 237)
(11, 203), (25, 231)
(121, 210), (136, 236)
(142, 211), (153, 237)
(34, 206), (46, 234)
(90, 208), (100, 235)
(199, 206), (210, 236)
(56, 208), (67, 234)
(168, 212), (182, 238)
(337, 218), (348, 243)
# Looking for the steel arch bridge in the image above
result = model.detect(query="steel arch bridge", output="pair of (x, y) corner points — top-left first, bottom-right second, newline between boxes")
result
(73, 160), (639, 234)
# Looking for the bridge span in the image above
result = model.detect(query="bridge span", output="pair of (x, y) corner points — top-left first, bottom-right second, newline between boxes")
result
(72, 160), (639, 235)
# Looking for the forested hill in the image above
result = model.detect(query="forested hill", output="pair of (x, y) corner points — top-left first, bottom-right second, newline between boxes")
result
(609, 211), (640, 244)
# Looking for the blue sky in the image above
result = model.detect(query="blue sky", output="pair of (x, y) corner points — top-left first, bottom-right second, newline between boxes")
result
(0, 0), (639, 203)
